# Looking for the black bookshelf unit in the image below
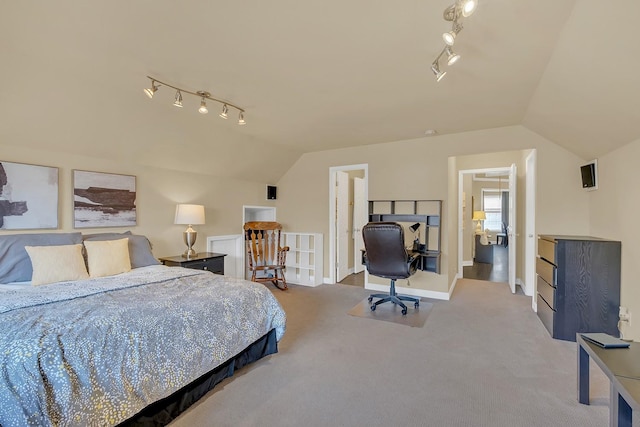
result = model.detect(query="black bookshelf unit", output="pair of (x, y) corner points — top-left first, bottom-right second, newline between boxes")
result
(368, 200), (442, 274)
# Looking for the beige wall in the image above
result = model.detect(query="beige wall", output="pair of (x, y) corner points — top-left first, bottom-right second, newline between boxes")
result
(0, 143), (275, 258)
(276, 125), (590, 296)
(589, 137), (640, 341)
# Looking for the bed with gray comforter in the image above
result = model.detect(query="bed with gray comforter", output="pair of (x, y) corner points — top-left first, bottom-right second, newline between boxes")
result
(0, 265), (286, 426)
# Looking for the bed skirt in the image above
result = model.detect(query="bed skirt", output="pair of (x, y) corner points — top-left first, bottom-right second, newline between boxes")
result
(119, 328), (279, 426)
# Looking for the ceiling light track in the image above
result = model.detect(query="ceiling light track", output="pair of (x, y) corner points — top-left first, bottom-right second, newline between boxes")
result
(431, 0), (478, 82)
(144, 76), (246, 125)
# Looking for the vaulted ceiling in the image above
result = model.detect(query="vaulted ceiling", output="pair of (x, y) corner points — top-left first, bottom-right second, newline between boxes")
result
(2, 1), (639, 181)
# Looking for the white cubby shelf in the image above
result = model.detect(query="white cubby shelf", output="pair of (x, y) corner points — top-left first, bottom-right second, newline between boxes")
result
(283, 232), (323, 287)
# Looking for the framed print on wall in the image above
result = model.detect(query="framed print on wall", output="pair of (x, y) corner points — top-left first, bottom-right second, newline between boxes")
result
(0, 161), (59, 230)
(73, 170), (136, 228)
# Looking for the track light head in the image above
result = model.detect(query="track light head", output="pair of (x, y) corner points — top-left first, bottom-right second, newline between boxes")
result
(144, 80), (159, 98)
(196, 91), (210, 114)
(446, 47), (461, 65)
(238, 112), (246, 125)
(443, 30), (457, 46)
(219, 104), (228, 119)
(461, 0), (478, 17)
(173, 90), (183, 108)
(431, 62), (447, 82)
(198, 98), (208, 114)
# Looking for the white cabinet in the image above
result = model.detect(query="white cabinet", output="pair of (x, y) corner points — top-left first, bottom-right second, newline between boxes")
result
(283, 232), (323, 287)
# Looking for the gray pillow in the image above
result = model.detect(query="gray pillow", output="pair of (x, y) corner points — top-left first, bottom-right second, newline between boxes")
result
(0, 232), (83, 283)
(82, 232), (160, 268)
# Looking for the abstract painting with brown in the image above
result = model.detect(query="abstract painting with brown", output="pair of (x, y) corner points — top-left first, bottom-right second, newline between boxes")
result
(73, 170), (136, 228)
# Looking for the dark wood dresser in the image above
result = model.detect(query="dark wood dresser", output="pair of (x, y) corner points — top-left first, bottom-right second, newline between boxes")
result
(536, 235), (621, 341)
(159, 252), (226, 275)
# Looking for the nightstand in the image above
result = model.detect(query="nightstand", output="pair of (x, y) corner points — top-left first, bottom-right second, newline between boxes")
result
(159, 252), (226, 275)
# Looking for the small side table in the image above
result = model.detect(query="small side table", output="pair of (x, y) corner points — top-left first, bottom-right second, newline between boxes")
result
(159, 252), (226, 275)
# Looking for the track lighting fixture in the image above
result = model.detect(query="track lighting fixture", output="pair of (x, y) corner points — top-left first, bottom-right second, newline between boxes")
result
(431, 1), (478, 82)
(144, 80), (159, 98)
(219, 104), (228, 119)
(144, 76), (246, 124)
(173, 90), (183, 108)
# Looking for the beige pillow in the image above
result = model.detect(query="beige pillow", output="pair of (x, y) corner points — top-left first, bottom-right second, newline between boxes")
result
(25, 244), (89, 286)
(84, 238), (132, 278)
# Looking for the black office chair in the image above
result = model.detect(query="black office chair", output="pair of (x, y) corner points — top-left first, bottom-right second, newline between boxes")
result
(362, 222), (421, 315)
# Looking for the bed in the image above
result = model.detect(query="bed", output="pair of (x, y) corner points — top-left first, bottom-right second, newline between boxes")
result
(0, 232), (286, 427)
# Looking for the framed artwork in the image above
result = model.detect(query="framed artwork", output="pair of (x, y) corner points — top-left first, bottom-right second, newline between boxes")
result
(73, 170), (136, 228)
(0, 161), (59, 230)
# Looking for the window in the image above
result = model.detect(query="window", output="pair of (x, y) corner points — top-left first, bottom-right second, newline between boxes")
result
(482, 190), (502, 231)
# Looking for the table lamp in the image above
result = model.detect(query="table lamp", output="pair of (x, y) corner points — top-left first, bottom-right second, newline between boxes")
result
(472, 210), (486, 233)
(174, 204), (205, 258)
(409, 223), (421, 251)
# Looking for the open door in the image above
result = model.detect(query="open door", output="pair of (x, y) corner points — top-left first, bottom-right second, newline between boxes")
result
(508, 164), (517, 293)
(353, 177), (366, 274)
(336, 171), (350, 282)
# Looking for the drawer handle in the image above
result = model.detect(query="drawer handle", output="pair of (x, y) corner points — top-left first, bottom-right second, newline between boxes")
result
(203, 266), (208, 270)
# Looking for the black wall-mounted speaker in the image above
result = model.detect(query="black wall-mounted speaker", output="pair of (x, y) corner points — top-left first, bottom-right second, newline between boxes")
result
(267, 185), (277, 200)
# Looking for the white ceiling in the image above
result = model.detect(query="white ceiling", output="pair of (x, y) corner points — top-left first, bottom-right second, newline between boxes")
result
(2, 0), (639, 173)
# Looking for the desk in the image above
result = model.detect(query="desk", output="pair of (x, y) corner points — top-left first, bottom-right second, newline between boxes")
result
(577, 334), (640, 426)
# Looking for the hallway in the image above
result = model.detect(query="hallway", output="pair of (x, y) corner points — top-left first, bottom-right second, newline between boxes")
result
(463, 244), (508, 283)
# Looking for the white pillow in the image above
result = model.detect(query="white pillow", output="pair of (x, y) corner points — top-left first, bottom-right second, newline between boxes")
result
(84, 238), (132, 278)
(25, 244), (89, 286)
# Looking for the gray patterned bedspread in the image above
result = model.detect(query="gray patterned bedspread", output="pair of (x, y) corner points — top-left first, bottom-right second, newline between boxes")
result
(0, 266), (286, 426)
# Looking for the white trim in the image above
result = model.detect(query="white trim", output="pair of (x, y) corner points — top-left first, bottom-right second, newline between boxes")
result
(365, 282), (451, 301)
(206, 234), (244, 279)
(328, 164), (369, 285)
(462, 260), (473, 267)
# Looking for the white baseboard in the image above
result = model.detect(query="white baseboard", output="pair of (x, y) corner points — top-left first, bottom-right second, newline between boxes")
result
(364, 282), (450, 301)
(462, 260), (473, 267)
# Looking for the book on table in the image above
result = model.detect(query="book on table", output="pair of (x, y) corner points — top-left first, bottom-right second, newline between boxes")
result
(581, 332), (630, 348)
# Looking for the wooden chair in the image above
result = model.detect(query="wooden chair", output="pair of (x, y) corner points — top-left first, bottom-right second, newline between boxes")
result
(243, 221), (290, 290)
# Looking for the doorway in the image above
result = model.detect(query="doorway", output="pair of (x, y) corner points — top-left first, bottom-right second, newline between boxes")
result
(458, 166), (517, 292)
(329, 164), (368, 285)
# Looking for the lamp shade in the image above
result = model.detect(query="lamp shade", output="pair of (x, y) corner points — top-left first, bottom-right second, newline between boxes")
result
(472, 210), (486, 221)
(174, 204), (205, 225)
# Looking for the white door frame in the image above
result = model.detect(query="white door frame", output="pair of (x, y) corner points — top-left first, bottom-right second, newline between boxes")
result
(353, 177), (366, 274)
(525, 150), (537, 305)
(457, 167), (513, 290)
(508, 163), (517, 293)
(329, 164), (368, 284)
(336, 171), (350, 282)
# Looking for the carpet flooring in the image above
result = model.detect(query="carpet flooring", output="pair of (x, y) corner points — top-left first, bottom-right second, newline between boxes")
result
(170, 278), (612, 427)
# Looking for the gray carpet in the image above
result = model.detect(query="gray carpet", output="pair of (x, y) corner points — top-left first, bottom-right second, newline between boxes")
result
(170, 278), (612, 427)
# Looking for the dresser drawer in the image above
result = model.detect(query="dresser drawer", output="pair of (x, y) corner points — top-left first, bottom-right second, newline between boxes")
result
(537, 293), (555, 336)
(538, 237), (556, 265)
(536, 257), (556, 285)
(186, 258), (223, 274)
(537, 274), (555, 309)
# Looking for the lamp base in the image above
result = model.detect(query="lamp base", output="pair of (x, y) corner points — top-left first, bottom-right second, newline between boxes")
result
(183, 229), (198, 258)
(183, 248), (198, 258)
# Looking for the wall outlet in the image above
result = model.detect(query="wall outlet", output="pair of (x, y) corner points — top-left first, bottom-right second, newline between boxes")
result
(619, 306), (631, 324)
